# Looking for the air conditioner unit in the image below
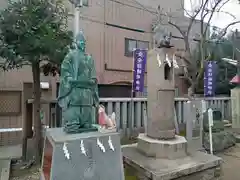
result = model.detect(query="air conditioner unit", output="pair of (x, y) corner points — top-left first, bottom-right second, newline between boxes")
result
(40, 82), (50, 90)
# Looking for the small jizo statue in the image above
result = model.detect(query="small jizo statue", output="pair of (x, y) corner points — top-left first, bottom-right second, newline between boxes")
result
(58, 32), (99, 134)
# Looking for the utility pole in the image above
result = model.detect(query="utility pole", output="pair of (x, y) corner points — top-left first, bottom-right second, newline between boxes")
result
(69, 0), (83, 38)
(74, 0), (83, 38)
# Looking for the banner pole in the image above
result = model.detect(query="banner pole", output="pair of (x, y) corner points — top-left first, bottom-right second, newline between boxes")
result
(208, 108), (214, 154)
(130, 87), (134, 137)
(129, 49), (136, 138)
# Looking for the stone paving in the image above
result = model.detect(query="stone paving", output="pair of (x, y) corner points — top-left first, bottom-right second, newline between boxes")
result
(7, 144), (240, 180)
(10, 166), (40, 180)
(0, 145), (22, 160)
(0, 145), (21, 180)
(0, 159), (10, 180)
(0, 143), (240, 180)
(217, 143), (240, 180)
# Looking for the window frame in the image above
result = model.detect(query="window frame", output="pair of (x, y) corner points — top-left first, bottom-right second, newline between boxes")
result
(125, 38), (137, 57)
(124, 38), (149, 57)
(136, 40), (149, 50)
(83, 0), (89, 6)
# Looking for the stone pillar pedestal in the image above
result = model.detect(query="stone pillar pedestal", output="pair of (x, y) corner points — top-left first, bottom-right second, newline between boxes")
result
(136, 47), (187, 159)
(137, 134), (187, 159)
(231, 88), (240, 132)
(146, 48), (176, 140)
(146, 88), (176, 139)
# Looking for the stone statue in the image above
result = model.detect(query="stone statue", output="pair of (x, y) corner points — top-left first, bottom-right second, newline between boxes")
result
(202, 108), (236, 152)
(158, 31), (173, 48)
(58, 31), (99, 134)
(153, 25), (173, 48)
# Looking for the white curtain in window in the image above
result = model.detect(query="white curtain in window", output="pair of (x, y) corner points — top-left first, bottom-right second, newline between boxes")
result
(128, 40), (137, 52)
(137, 41), (149, 50)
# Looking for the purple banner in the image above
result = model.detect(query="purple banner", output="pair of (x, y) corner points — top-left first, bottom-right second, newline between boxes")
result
(204, 61), (217, 97)
(133, 49), (147, 92)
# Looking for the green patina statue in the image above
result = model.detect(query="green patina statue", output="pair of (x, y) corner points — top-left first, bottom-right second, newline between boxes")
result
(58, 32), (99, 133)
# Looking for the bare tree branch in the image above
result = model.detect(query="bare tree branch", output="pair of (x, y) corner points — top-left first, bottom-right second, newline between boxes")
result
(168, 21), (186, 38)
(175, 52), (191, 65)
(181, 0), (204, 36)
(180, 0), (193, 18)
(203, 0), (229, 37)
(201, 0), (210, 20)
(218, 21), (240, 38)
(216, 0), (231, 12)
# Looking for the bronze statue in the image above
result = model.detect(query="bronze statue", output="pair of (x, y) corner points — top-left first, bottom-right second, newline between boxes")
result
(58, 32), (99, 133)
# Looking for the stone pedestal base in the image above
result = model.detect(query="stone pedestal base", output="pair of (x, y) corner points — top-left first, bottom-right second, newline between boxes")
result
(40, 128), (124, 180)
(231, 88), (240, 131)
(147, 128), (176, 139)
(137, 134), (187, 159)
(123, 144), (222, 180)
(203, 131), (236, 152)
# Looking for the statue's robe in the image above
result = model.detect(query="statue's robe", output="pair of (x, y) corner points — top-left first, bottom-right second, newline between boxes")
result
(58, 50), (99, 133)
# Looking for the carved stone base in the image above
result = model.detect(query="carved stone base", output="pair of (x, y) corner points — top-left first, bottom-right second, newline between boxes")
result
(40, 128), (124, 180)
(137, 134), (187, 159)
(123, 144), (223, 180)
(147, 129), (176, 140)
(231, 88), (240, 130)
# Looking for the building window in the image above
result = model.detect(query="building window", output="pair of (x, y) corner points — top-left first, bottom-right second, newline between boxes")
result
(72, 0), (88, 6)
(82, 0), (89, 6)
(164, 64), (171, 80)
(125, 38), (149, 57)
(175, 87), (179, 97)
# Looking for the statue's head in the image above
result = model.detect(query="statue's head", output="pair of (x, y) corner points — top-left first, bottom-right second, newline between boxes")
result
(163, 32), (172, 44)
(75, 31), (86, 52)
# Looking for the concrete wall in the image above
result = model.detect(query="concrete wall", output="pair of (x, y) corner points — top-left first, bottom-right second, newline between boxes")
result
(0, 0), (203, 94)
(64, 0), (199, 91)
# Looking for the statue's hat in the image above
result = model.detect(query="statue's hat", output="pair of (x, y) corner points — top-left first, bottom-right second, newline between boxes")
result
(76, 31), (86, 42)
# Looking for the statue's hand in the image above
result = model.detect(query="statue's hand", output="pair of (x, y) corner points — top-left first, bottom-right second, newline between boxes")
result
(69, 79), (77, 83)
(69, 80), (79, 88)
(94, 101), (99, 108)
(58, 97), (70, 111)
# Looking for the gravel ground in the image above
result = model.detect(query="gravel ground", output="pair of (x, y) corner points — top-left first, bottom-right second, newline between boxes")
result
(10, 172), (40, 180)
(9, 144), (240, 180)
(217, 143), (240, 180)
(10, 165), (40, 180)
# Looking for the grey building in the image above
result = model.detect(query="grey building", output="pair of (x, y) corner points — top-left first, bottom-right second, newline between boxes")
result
(0, 0), (203, 145)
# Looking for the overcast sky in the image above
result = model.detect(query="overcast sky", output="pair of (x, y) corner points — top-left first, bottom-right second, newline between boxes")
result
(185, 0), (240, 31)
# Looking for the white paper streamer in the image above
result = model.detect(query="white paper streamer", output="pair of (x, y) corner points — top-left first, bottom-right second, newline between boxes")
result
(172, 55), (179, 68)
(157, 54), (162, 67)
(80, 140), (87, 156)
(108, 136), (115, 151)
(63, 143), (70, 160)
(165, 54), (172, 67)
(97, 138), (105, 153)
